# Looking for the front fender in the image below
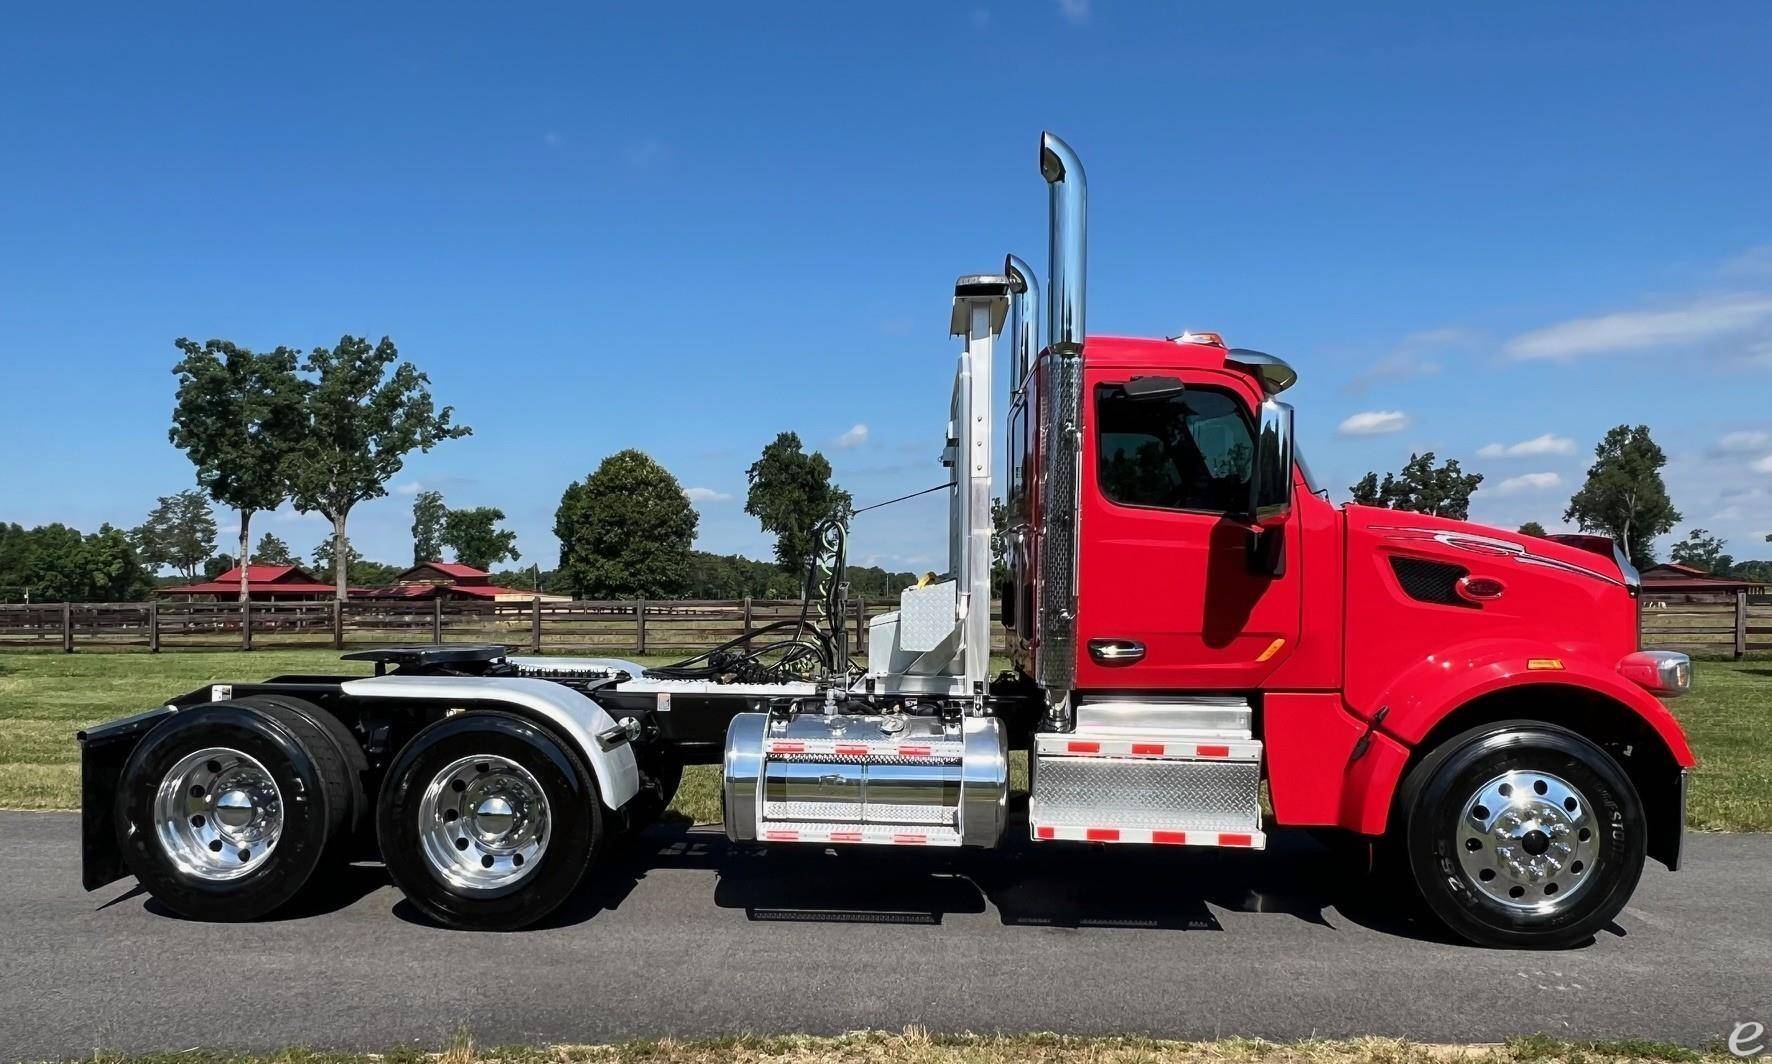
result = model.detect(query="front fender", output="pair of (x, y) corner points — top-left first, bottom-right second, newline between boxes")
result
(1367, 638), (1694, 767)
(340, 675), (642, 809)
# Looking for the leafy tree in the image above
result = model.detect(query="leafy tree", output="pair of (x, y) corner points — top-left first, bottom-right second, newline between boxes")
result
(1518, 521), (1548, 538)
(1563, 425), (1680, 569)
(0, 522), (153, 602)
(132, 489), (218, 580)
(285, 336), (471, 599)
(311, 537), (402, 587)
(555, 450), (698, 598)
(442, 507), (521, 570)
(205, 554), (237, 580)
(745, 432), (854, 575)
(1669, 528), (1733, 574)
(252, 532), (297, 566)
(990, 497), (1010, 593)
(411, 490), (448, 564)
(1348, 453), (1483, 519)
(170, 339), (307, 602)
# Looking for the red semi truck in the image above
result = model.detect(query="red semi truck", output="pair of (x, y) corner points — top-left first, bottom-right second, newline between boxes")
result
(78, 133), (1694, 947)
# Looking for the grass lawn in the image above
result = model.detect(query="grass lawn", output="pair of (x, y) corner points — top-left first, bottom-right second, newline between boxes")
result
(0, 649), (1765, 830)
(51, 1032), (1737, 1064)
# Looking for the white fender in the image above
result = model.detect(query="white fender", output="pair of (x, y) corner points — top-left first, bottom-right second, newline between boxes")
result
(341, 675), (640, 810)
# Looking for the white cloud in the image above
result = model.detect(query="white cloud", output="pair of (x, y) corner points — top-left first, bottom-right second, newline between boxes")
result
(835, 423), (870, 449)
(395, 481), (423, 495)
(1476, 433), (1577, 459)
(1754, 454), (1772, 474)
(1345, 327), (1475, 393)
(1337, 410), (1411, 436)
(1056, 0), (1090, 23)
(1495, 472), (1563, 495)
(1504, 293), (1772, 361)
(1715, 430), (1771, 454)
(682, 487), (733, 503)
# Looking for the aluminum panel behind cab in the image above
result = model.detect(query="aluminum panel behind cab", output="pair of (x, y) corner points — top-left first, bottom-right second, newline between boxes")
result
(898, 580), (958, 652)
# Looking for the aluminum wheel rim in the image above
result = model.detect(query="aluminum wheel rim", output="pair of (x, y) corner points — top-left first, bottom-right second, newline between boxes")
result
(417, 754), (550, 894)
(1456, 769), (1600, 911)
(153, 747), (283, 881)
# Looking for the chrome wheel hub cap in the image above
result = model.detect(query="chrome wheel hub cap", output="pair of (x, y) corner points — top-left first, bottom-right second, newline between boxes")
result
(153, 747), (283, 881)
(1457, 769), (1600, 911)
(418, 755), (549, 894)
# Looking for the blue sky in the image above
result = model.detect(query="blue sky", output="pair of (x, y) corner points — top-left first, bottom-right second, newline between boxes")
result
(3, 3), (1770, 574)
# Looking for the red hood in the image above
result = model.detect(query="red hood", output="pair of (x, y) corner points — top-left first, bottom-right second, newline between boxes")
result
(1342, 505), (1627, 587)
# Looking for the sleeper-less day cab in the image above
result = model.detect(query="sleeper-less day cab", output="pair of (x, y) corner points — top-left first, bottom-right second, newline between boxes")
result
(79, 134), (1693, 948)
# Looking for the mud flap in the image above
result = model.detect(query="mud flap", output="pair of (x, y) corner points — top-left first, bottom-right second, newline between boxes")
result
(77, 707), (175, 890)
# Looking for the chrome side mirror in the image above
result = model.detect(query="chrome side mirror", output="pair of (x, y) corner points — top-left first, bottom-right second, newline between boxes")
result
(1250, 399), (1295, 528)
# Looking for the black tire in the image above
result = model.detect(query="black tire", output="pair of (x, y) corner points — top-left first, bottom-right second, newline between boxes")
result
(1399, 720), (1646, 949)
(620, 750), (682, 835)
(115, 700), (350, 921)
(233, 694), (369, 853)
(376, 711), (602, 931)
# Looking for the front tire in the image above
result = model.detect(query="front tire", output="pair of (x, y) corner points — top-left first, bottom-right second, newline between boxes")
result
(1400, 720), (1645, 948)
(377, 712), (603, 930)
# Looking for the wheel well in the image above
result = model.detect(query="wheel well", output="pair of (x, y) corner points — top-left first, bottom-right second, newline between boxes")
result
(1405, 683), (1686, 870)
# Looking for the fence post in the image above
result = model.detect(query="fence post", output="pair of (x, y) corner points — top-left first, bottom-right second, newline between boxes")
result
(1737, 590), (1749, 661)
(148, 600), (160, 653)
(62, 601), (73, 653)
(531, 596), (542, 653)
(742, 596), (752, 635)
(331, 599), (344, 650)
(241, 599), (253, 651)
(433, 596), (444, 644)
(635, 599), (647, 655)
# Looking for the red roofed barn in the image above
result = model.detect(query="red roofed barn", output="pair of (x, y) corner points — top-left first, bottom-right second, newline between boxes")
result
(361, 561), (568, 603)
(159, 564), (341, 601)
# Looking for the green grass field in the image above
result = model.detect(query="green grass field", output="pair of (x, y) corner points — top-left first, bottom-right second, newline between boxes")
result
(0, 649), (1765, 830)
(48, 1032), (1736, 1064)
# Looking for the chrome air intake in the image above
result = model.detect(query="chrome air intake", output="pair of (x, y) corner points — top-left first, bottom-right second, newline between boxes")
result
(1035, 132), (1087, 697)
(723, 712), (1008, 847)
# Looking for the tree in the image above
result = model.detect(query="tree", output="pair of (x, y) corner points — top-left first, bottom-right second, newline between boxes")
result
(285, 336), (471, 599)
(555, 450), (698, 598)
(1348, 453), (1483, 520)
(744, 432), (854, 574)
(311, 537), (402, 587)
(1563, 425), (1680, 569)
(990, 497), (1011, 593)
(170, 339), (306, 603)
(411, 490), (448, 564)
(1518, 521), (1548, 537)
(1669, 529), (1733, 575)
(132, 490), (218, 580)
(252, 532), (297, 566)
(442, 507), (521, 570)
(0, 522), (152, 602)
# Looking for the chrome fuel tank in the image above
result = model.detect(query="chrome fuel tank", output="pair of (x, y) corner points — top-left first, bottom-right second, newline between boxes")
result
(723, 712), (1007, 848)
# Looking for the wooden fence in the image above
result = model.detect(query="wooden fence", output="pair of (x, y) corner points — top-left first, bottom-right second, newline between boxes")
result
(0, 592), (1762, 658)
(0, 597), (1000, 657)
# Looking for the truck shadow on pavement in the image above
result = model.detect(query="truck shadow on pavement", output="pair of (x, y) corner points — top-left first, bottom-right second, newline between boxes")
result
(123, 819), (1604, 946)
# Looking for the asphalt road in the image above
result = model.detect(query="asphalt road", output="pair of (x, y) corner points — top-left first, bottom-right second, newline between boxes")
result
(2, 812), (1767, 1061)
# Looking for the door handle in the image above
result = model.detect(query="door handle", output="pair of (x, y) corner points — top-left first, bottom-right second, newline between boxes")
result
(1088, 638), (1146, 666)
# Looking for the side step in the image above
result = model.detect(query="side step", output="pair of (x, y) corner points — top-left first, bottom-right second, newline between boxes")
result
(1028, 697), (1265, 851)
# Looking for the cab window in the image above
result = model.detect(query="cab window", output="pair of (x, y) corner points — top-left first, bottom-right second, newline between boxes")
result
(1095, 384), (1254, 513)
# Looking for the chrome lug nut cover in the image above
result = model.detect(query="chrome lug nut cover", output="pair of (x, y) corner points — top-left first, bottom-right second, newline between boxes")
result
(417, 754), (550, 893)
(1456, 769), (1600, 911)
(153, 747), (283, 881)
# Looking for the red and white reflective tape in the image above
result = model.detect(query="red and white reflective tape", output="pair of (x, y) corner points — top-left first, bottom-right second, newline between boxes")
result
(764, 738), (962, 760)
(1034, 734), (1261, 761)
(1030, 823), (1266, 850)
(752, 822), (965, 847)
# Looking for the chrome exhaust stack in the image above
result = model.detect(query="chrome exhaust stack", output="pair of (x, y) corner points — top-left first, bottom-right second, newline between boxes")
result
(1004, 253), (1040, 386)
(1039, 132), (1086, 356)
(1034, 132), (1087, 702)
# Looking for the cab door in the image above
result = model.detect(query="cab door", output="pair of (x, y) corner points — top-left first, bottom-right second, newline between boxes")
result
(1073, 366), (1302, 691)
